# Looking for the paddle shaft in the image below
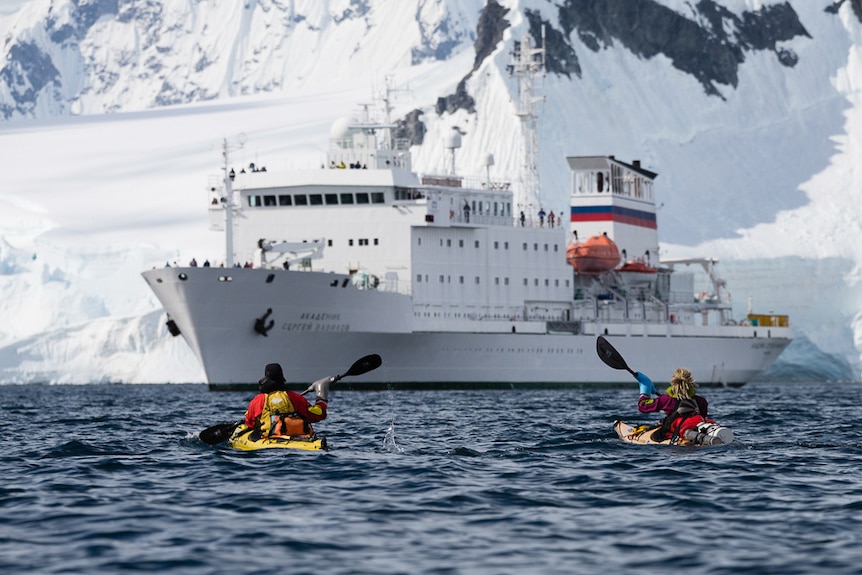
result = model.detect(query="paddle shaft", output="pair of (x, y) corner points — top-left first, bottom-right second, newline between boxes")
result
(301, 353), (382, 395)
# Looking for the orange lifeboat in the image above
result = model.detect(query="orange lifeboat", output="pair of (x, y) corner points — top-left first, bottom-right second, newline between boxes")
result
(566, 234), (620, 274)
(618, 260), (658, 274)
(617, 259), (659, 284)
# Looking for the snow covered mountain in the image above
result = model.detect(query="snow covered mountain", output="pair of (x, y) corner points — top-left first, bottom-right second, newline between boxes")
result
(1, 0), (859, 383)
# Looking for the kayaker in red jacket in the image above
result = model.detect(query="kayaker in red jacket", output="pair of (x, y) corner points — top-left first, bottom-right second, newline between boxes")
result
(635, 367), (712, 442)
(243, 363), (330, 438)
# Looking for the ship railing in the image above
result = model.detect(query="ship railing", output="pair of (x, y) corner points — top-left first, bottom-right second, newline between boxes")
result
(450, 212), (515, 227)
(378, 278), (413, 295)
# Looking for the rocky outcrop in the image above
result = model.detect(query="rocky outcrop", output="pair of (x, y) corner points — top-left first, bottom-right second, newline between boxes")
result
(395, 108), (427, 146)
(554, 0), (810, 98)
(827, 0), (862, 24)
(432, 0), (510, 117)
(526, 10), (580, 78)
(0, 42), (61, 118)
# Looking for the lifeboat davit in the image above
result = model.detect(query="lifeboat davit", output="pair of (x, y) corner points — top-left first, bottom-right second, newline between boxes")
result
(566, 234), (621, 274)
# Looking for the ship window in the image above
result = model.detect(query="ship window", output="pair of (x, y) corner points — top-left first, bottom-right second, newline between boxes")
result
(555, 279), (559, 287)
(459, 276), (464, 284)
(349, 239), (354, 246)
(356, 193), (370, 204)
(340, 193), (354, 204)
(325, 194), (339, 205)
(416, 274), (422, 283)
(494, 241), (499, 249)
(505, 242), (509, 249)
(459, 240), (464, 248)
(534, 279), (539, 286)
(439, 275), (444, 283)
(264, 195), (276, 206)
(294, 194), (308, 206)
(495, 277), (499, 285)
(440, 239), (444, 247)
(447, 239), (452, 247)
(417, 237), (421, 246)
(545, 279), (549, 286)
(374, 238), (378, 246)
(248, 196), (261, 207)
(475, 277), (480, 284)
(554, 245), (558, 252)
(327, 239), (333, 247)
(218, 276), (233, 282)
(371, 192), (385, 204)
(266, 274), (275, 283)
(522, 243), (527, 250)
(505, 278), (509, 285)
(475, 241), (479, 248)
(544, 244), (548, 251)
(597, 171), (604, 192)
(309, 194), (323, 205)
(278, 195), (292, 206)
(523, 278), (528, 286)
(178, 273), (188, 281)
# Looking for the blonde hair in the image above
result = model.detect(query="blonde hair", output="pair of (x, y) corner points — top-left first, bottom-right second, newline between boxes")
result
(670, 367), (697, 398)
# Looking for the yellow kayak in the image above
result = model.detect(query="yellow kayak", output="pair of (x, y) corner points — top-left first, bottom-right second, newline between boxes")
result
(228, 423), (327, 451)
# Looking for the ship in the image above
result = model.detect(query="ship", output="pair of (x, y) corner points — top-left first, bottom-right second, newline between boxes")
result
(141, 41), (791, 390)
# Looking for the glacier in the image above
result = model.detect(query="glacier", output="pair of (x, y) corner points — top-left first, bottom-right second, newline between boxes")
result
(0, 0), (860, 383)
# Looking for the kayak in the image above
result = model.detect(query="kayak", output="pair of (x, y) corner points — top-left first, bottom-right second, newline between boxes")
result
(614, 420), (734, 446)
(228, 423), (327, 452)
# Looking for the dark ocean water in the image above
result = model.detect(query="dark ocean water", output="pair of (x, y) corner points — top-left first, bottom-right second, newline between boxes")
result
(2, 382), (862, 575)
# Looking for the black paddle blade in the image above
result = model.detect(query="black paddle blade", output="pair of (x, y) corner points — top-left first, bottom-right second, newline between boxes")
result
(199, 421), (240, 445)
(341, 354), (382, 378)
(596, 336), (632, 373)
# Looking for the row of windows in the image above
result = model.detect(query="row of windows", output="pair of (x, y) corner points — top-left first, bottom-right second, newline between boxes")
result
(416, 275), (569, 288)
(248, 191), (387, 207)
(423, 237), (560, 252)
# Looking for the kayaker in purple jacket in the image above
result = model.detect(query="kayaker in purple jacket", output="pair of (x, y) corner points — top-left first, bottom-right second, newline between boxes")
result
(635, 368), (710, 441)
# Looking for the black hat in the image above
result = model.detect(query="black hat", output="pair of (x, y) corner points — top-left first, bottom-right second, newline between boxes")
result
(258, 362), (287, 393)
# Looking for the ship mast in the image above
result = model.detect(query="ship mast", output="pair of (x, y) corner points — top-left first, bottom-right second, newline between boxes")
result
(509, 27), (546, 222)
(221, 135), (245, 267)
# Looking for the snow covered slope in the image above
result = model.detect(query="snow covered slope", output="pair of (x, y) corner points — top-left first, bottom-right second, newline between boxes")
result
(0, 0), (859, 382)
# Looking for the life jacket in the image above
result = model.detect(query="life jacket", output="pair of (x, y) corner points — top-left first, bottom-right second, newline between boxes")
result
(255, 391), (312, 438)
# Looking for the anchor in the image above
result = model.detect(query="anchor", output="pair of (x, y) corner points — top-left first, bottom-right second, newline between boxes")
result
(254, 307), (275, 336)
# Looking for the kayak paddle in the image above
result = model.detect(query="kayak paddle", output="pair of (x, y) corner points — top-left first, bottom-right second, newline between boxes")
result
(198, 354), (383, 445)
(595, 335), (636, 376)
(199, 420), (242, 445)
(301, 353), (383, 394)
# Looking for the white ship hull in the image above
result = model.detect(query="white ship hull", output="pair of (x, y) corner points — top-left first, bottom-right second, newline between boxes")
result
(143, 267), (791, 388)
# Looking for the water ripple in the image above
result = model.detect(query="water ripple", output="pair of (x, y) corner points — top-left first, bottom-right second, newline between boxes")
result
(1, 383), (862, 574)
